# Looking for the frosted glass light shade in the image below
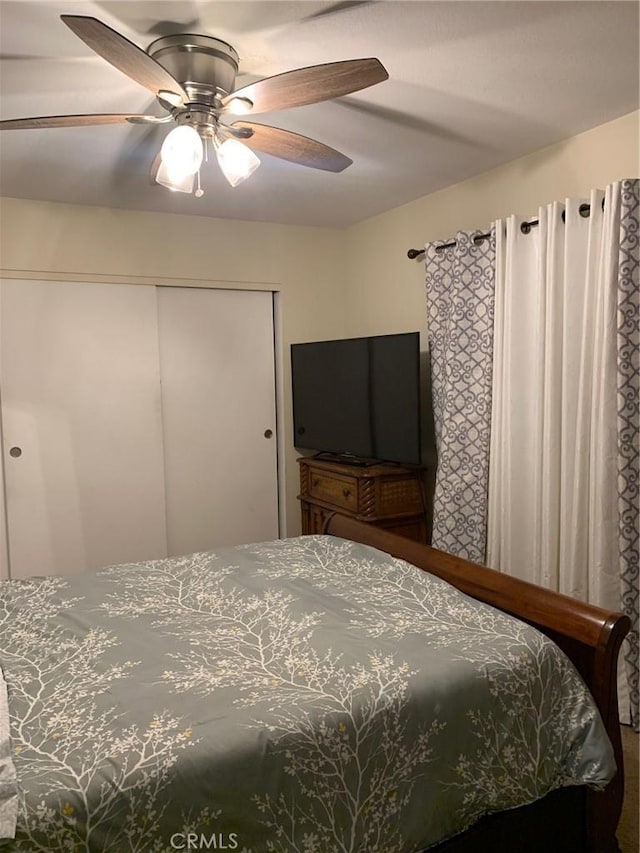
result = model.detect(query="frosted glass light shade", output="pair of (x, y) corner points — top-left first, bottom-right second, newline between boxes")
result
(155, 159), (195, 193)
(215, 138), (260, 187)
(160, 125), (203, 179)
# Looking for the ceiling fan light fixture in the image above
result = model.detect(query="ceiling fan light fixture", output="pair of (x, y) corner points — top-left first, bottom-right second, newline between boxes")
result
(0, 16), (389, 196)
(215, 137), (260, 187)
(160, 125), (203, 180)
(155, 159), (196, 193)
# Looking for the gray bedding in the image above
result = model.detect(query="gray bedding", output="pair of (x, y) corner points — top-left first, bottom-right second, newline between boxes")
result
(0, 535), (615, 851)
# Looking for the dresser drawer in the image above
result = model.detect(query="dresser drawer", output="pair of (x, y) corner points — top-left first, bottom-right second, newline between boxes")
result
(298, 456), (426, 543)
(308, 468), (358, 511)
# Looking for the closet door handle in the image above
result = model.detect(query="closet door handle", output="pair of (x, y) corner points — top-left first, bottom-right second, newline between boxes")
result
(9, 446), (22, 458)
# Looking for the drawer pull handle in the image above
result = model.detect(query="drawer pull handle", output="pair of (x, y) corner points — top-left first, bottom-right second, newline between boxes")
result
(343, 488), (351, 498)
(312, 478), (320, 487)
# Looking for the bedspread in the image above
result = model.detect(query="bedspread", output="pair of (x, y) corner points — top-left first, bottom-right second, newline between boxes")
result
(0, 535), (615, 852)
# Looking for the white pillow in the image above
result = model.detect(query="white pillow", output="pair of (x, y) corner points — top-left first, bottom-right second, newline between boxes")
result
(0, 670), (17, 839)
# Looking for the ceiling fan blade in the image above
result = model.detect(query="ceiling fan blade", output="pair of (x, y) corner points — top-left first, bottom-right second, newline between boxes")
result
(60, 15), (188, 104)
(231, 122), (352, 172)
(303, 2), (376, 22)
(222, 58), (388, 114)
(0, 113), (154, 130)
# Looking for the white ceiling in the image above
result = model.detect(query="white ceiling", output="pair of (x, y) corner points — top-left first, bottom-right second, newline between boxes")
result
(0, 0), (638, 228)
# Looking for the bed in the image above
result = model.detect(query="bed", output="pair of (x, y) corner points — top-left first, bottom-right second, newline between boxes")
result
(0, 513), (630, 853)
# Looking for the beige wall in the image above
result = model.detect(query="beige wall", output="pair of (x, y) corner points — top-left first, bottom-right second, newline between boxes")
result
(343, 109), (640, 342)
(0, 199), (348, 535)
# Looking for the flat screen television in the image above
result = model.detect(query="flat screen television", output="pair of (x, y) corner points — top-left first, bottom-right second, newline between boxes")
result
(291, 331), (421, 465)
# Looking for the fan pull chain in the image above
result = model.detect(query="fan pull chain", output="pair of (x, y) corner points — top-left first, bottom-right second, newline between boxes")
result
(195, 168), (204, 198)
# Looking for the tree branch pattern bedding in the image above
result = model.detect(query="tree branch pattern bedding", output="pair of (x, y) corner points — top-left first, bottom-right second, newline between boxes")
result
(0, 535), (614, 852)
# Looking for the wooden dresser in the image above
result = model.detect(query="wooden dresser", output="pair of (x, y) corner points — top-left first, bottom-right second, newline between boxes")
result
(298, 456), (427, 542)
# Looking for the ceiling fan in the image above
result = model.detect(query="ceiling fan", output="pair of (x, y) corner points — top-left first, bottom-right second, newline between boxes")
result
(0, 15), (388, 196)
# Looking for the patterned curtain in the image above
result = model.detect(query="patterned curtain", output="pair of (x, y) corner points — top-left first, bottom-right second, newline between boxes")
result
(425, 229), (496, 562)
(618, 178), (639, 730)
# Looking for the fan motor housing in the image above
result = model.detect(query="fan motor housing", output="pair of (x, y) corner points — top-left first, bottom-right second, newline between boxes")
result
(147, 34), (239, 107)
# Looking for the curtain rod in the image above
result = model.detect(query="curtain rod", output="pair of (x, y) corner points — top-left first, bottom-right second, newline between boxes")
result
(407, 201), (598, 259)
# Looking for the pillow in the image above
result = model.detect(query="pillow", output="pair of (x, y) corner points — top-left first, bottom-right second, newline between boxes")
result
(0, 669), (17, 839)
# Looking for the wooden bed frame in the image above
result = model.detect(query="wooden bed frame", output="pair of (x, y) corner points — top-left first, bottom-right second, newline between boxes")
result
(323, 513), (631, 853)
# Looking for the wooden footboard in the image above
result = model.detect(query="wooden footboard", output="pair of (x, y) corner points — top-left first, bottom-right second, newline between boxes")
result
(323, 513), (631, 853)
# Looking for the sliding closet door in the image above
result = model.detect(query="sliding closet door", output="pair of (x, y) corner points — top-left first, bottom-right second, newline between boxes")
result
(157, 287), (279, 554)
(0, 279), (167, 578)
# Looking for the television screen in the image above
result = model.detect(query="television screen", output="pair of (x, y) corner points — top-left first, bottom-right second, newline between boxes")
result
(291, 332), (421, 465)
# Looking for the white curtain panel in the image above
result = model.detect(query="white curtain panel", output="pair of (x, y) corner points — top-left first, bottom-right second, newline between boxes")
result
(487, 181), (638, 727)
